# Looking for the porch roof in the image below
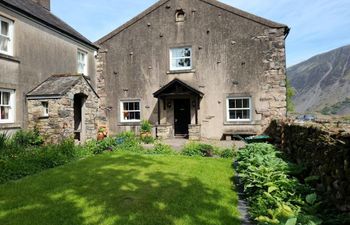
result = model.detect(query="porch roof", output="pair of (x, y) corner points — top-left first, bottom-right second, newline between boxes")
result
(153, 79), (204, 98)
(26, 74), (99, 99)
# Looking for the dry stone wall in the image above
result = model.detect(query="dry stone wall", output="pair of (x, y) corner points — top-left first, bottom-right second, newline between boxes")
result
(267, 120), (350, 212)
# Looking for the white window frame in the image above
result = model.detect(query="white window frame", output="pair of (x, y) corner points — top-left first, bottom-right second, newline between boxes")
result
(226, 97), (252, 122)
(0, 16), (14, 56)
(77, 49), (88, 75)
(120, 100), (141, 123)
(42, 101), (49, 117)
(169, 47), (192, 71)
(0, 89), (15, 124)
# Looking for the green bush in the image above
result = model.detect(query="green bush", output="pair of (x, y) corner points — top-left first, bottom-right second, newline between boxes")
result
(0, 138), (81, 184)
(140, 120), (152, 133)
(220, 148), (235, 158)
(115, 131), (143, 153)
(181, 142), (215, 157)
(236, 143), (322, 225)
(11, 129), (44, 147)
(147, 142), (175, 155)
(141, 135), (155, 144)
(0, 132), (9, 150)
(181, 142), (204, 157)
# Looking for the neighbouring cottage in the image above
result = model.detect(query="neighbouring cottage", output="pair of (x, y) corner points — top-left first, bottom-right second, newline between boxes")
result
(0, 0), (99, 141)
(26, 74), (99, 143)
(96, 0), (289, 140)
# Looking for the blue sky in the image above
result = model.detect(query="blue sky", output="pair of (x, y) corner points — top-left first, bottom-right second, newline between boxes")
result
(52, 0), (350, 66)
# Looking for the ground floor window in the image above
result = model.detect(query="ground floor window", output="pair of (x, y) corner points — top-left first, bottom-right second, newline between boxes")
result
(42, 101), (49, 117)
(120, 100), (141, 122)
(0, 89), (15, 123)
(226, 97), (251, 122)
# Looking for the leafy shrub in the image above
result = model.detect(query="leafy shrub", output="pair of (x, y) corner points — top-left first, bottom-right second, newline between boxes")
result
(141, 135), (154, 144)
(181, 142), (215, 157)
(0, 132), (9, 150)
(12, 129), (44, 147)
(198, 144), (214, 157)
(181, 142), (204, 157)
(236, 143), (322, 225)
(220, 148), (236, 158)
(147, 142), (175, 155)
(0, 138), (81, 184)
(115, 131), (143, 152)
(140, 120), (152, 133)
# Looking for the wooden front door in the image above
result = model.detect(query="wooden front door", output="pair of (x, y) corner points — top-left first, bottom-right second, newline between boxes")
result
(174, 99), (191, 136)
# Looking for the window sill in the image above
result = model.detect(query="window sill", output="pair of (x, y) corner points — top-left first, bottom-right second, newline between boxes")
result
(0, 123), (21, 129)
(118, 122), (141, 126)
(167, 69), (196, 74)
(224, 120), (261, 126)
(0, 53), (20, 63)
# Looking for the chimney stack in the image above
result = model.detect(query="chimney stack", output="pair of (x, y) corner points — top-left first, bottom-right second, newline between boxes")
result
(32, 0), (50, 11)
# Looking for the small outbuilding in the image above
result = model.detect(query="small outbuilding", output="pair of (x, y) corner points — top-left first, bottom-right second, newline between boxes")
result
(26, 74), (99, 143)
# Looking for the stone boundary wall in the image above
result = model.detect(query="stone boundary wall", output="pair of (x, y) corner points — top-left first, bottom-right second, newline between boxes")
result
(267, 120), (350, 212)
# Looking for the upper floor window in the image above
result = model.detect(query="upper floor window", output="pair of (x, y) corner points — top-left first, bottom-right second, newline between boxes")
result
(0, 16), (14, 55)
(120, 100), (141, 123)
(0, 89), (15, 123)
(226, 97), (251, 122)
(170, 47), (192, 71)
(77, 50), (88, 75)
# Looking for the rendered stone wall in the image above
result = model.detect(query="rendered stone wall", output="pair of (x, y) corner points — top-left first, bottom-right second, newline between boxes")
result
(267, 120), (350, 212)
(27, 79), (99, 143)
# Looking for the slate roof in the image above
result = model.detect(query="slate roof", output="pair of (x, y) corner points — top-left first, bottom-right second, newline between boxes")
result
(27, 74), (98, 99)
(153, 78), (204, 98)
(97, 0), (289, 44)
(0, 0), (97, 49)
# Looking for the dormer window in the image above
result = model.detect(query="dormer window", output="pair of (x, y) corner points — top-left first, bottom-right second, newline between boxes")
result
(0, 16), (14, 56)
(77, 50), (88, 75)
(170, 47), (192, 71)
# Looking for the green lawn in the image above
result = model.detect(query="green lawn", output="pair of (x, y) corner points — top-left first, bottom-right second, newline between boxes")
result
(0, 152), (240, 225)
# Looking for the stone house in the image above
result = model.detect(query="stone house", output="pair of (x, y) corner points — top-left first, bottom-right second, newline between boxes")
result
(0, 0), (99, 140)
(96, 0), (289, 140)
(27, 74), (99, 143)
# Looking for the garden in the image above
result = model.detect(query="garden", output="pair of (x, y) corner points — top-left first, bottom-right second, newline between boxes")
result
(0, 121), (349, 225)
(0, 128), (239, 225)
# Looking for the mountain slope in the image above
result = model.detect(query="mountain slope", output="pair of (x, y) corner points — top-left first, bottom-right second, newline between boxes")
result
(287, 45), (350, 114)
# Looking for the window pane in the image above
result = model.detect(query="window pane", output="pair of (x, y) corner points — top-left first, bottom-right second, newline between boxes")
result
(135, 102), (140, 110)
(123, 111), (129, 120)
(184, 58), (191, 67)
(129, 112), (135, 120)
(2, 92), (10, 105)
(229, 110), (236, 119)
(123, 102), (128, 110)
(1, 21), (9, 36)
(172, 48), (186, 58)
(184, 48), (191, 57)
(129, 102), (134, 110)
(243, 99), (249, 108)
(135, 112), (140, 120)
(236, 110), (243, 119)
(1, 106), (9, 120)
(236, 99), (243, 108)
(229, 99), (235, 108)
(243, 110), (250, 119)
(0, 36), (9, 52)
(174, 58), (191, 68)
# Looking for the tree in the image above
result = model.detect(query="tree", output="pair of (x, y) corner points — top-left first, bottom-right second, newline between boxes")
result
(286, 79), (295, 112)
